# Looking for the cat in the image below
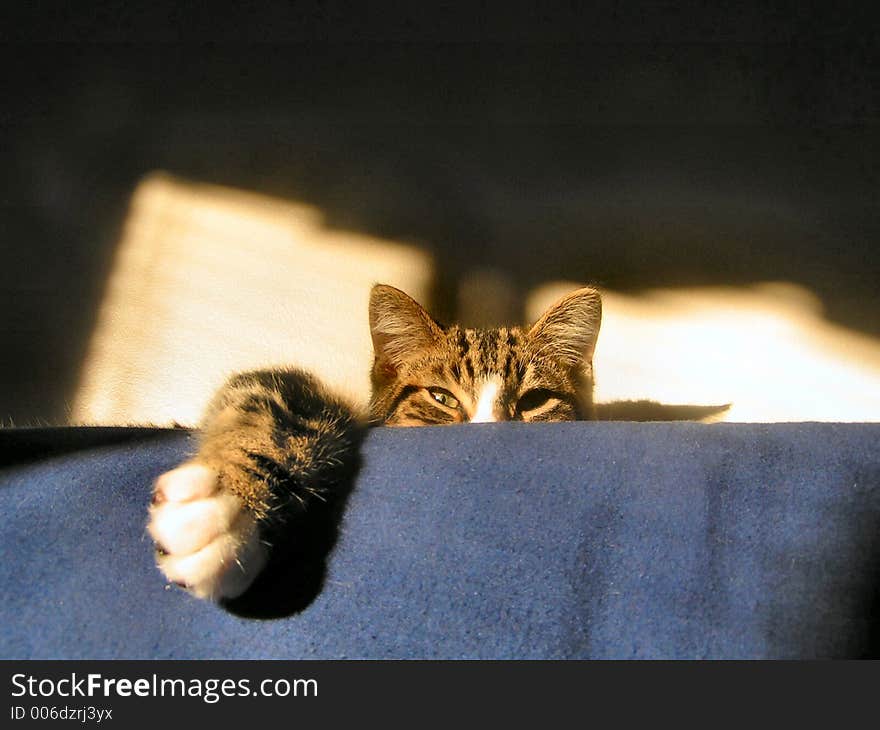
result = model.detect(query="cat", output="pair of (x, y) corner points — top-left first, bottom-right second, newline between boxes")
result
(147, 283), (602, 601)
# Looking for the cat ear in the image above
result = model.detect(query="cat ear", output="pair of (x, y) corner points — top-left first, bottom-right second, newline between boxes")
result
(369, 284), (443, 370)
(528, 287), (602, 368)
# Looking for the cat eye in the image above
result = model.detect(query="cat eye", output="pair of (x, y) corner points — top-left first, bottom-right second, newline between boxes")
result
(516, 388), (558, 413)
(428, 388), (460, 410)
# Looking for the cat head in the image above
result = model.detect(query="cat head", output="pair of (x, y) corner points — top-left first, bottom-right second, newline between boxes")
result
(368, 284), (602, 425)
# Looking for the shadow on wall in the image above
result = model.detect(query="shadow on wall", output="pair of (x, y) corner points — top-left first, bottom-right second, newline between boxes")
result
(70, 176), (880, 426)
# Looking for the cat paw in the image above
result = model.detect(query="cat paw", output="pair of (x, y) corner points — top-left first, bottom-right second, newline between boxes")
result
(147, 462), (268, 600)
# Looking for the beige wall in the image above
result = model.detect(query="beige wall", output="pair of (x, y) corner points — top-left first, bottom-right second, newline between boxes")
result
(529, 282), (880, 422)
(72, 174), (434, 426)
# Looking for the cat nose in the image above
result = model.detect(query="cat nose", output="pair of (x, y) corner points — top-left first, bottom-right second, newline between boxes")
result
(471, 376), (502, 422)
(470, 413), (499, 423)
(470, 403), (507, 423)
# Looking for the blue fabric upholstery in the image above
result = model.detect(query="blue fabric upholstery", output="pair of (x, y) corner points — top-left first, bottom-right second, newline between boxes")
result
(1, 423), (878, 659)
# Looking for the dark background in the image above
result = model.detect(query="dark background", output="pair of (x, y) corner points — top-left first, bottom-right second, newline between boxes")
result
(1, 2), (877, 423)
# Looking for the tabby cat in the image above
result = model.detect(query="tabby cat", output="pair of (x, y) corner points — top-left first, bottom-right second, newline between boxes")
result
(147, 283), (602, 600)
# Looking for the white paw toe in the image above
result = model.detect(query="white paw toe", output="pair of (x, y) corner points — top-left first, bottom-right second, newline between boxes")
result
(154, 463), (218, 502)
(157, 513), (268, 600)
(149, 492), (243, 555)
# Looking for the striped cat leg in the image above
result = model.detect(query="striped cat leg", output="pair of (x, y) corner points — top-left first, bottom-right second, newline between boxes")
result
(147, 367), (366, 601)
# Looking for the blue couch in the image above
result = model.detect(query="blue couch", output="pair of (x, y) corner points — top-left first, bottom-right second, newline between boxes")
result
(1, 423), (878, 659)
